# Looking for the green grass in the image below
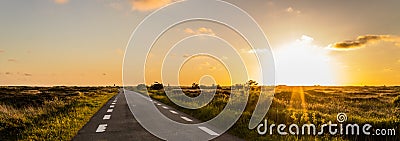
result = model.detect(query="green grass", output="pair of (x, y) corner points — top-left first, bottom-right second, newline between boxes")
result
(137, 86), (400, 141)
(0, 86), (118, 140)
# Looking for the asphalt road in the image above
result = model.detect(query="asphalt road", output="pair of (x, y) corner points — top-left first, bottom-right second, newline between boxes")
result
(73, 90), (243, 141)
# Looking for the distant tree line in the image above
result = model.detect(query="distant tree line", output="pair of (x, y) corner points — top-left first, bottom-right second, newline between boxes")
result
(137, 80), (259, 90)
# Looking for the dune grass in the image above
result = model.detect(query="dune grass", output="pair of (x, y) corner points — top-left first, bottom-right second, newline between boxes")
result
(0, 86), (118, 140)
(137, 86), (399, 141)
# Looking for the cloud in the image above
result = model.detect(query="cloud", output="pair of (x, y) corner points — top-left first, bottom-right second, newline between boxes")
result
(2, 72), (32, 76)
(383, 68), (394, 72)
(130, 0), (172, 12)
(286, 7), (301, 14)
(54, 0), (69, 4)
(7, 58), (17, 62)
(296, 35), (314, 44)
(184, 27), (215, 35)
(248, 35), (314, 54)
(0, 49), (4, 53)
(330, 35), (400, 50)
(201, 61), (210, 66)
(184, 28), (195, 34)
(247, 48), (269, 54)
(197, 27), (215, 35)
(209, 66), (216, 71)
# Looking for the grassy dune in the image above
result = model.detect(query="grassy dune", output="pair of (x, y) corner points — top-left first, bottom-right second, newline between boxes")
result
(136, 86), (400, 141)
(0, 86), (118, 140)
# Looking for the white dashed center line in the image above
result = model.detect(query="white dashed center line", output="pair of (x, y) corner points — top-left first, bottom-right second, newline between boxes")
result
(112, 103), (116, 105)
(169, 110), (178, 114)
(107, 109), (113, 112)
(110, 105), (115, 108)
(198, 126), (219, 136)
(103, 115), (111, 120)
(162, 106), (169, 109)
(180, 116), (193, 122)
(96, 124), (107, 133)
(157, 103), (162, 106)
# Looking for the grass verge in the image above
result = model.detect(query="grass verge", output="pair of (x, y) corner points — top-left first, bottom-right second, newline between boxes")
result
(0, 86), (118, 140)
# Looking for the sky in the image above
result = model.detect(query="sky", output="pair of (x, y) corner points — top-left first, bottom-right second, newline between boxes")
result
(1, 0), (400, 86)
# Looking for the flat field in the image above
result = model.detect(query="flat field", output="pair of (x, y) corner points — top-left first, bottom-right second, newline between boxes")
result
(138, 86), (400, 141)
(0, 86), (118, 140)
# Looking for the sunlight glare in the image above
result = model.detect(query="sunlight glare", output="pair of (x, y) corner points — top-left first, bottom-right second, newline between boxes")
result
(274, 35), (336, 86)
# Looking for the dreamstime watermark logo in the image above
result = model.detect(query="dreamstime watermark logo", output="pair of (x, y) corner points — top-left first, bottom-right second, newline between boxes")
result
(257, 113), (396, 136)
(123, 0), (275, 140)
(336, 112), (347, 123)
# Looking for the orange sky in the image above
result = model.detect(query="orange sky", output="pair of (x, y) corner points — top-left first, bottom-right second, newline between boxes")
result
(1, 0), (400, 86)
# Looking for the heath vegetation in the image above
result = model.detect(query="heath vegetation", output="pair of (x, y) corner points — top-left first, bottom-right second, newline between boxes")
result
(132, 83), (400, 141)
(0, 86), (118, 140)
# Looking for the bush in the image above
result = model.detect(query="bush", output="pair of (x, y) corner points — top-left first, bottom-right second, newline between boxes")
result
(137, 84), (147, 90)
(150, 82), (163, 90)
(394, 95), (400, 106)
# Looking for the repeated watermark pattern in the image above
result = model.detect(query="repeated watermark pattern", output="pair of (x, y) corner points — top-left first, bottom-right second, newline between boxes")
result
(123, 0), (275, 140)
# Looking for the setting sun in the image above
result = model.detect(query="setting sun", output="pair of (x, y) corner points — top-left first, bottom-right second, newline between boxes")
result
(274, 35), (336, 86)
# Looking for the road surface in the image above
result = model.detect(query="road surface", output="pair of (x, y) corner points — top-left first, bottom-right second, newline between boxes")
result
(73, 90), (243, 141)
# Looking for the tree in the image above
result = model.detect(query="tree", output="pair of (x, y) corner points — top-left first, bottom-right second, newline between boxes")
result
(216, 84), (222, 89)
(150, 82), (163, 90)
(246, 80), (258, 86)
(246, 80), (259, 91)
(191, 82), (200, 89)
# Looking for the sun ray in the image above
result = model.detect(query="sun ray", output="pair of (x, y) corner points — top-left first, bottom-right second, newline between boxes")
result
(288, 86), (307, 112)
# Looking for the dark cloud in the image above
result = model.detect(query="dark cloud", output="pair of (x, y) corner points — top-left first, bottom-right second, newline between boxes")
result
(2, 72), (32, 76)
(331, 35), (399, 50)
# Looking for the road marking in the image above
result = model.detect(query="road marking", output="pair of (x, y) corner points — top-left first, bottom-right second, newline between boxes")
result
(96, 124), (107, 133)
(110, 105), (115, 108)
(149, 99), (153, 101)
(162, 106), (169, 109)
(169, 110), (178, 114)
(113, 100), (117, 102)
(157, 103), (162, 106)
(198, 126), (219, 136)
(180, 116), (193, 122)
(103, 115), (111, 120)
(112, 102), (116, 105)
(107, 109), (113, 112)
